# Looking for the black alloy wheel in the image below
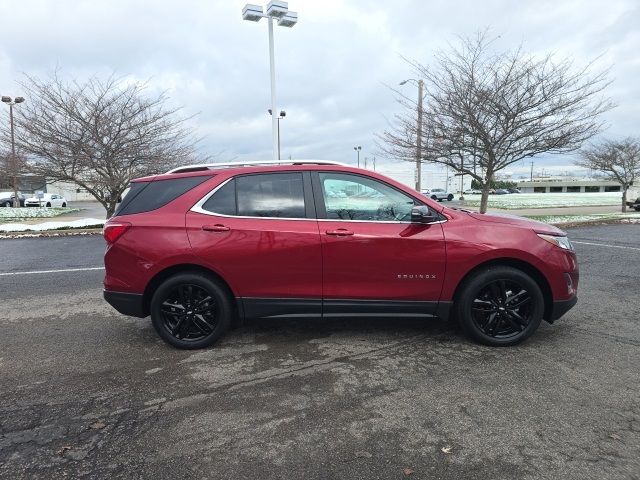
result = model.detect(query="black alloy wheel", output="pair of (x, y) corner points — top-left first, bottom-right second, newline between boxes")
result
(455, 266), (544, 346)
(471, 280), (533, 339)
(150, 273), (232, 349)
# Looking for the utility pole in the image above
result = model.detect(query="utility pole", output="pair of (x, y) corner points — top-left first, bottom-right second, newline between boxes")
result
(353, 146), (361, 168)
(399, 78), (424, 191)
(530, 161), (534, 181)
(416, 80), (424, 192)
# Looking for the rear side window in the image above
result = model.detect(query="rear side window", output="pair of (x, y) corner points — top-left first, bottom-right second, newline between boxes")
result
(201, 173), (306, 218)
(202, 179), (236, 215)
(115, 176), (208, 216)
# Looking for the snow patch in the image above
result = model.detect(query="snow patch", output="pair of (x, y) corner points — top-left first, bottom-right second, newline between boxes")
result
(0, 218), (105, 232)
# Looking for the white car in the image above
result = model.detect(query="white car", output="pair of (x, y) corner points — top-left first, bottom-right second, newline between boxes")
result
(421, 188), (454, 202)
(464, 189), (482, 195)
(24, 193), (68, 208)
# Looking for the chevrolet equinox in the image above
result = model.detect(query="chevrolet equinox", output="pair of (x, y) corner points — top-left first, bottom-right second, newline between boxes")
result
(103, 160), (578, 348)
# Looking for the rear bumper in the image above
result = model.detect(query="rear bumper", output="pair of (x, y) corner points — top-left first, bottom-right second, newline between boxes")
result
(548, 295), (578, 323)
(104, 290), (146, 318)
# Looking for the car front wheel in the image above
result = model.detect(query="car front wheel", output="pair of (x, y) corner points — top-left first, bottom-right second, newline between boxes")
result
(454, 266), (544, 346)
(1, 201), (10, 207)
(150, 273), (232, 349)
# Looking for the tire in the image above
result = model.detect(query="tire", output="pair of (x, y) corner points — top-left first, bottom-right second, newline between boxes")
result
(46, 202), (51, 207)
(454, 266), (544, 346)
(150, 273), (232, 349)
(62, 202), (67, 207)
(1, 201), (10, 207)
(635, 206), (640, 212)
(447, 194), (454, 201)
(431, 195), (438, 201)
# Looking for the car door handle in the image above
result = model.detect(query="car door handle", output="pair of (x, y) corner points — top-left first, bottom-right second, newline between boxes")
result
(202, 224), (230, 232)
(325, 229), (354, 236)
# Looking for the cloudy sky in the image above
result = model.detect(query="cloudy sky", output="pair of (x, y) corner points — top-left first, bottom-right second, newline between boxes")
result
(0, 0), (638, 186)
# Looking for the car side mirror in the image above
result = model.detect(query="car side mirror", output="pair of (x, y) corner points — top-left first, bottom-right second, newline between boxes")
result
(411, 205), (437, 224)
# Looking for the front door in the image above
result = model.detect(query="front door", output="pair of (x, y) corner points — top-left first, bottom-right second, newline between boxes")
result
(186, 171), (322, 318)
(313, 171), (446, 316)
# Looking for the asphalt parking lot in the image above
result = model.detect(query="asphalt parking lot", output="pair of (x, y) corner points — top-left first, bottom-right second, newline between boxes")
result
(0, 224), (639, 480)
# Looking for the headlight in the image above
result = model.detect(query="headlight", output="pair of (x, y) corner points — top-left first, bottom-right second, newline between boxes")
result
(537, 233), (574, 251)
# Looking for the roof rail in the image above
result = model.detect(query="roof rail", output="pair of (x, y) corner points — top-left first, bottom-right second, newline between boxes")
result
(166, 160), (348, 174)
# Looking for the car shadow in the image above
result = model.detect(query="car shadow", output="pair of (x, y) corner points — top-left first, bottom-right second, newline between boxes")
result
(233, 315), (463, 342)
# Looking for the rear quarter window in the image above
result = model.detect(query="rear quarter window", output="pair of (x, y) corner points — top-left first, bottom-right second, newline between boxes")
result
(115, 176), (208, 216)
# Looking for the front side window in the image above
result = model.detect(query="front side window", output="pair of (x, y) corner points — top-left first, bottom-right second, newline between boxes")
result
(202, 173), (306, 219)
(319, 173), (418, 222)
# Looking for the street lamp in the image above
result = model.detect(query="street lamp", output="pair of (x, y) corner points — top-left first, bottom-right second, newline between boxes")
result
(353, 145), (361, 168)
(243, 2), (298, 160)
(268, 109), (286, 159)
(1, 95), (25, 208)
(399, 78), (424, 191)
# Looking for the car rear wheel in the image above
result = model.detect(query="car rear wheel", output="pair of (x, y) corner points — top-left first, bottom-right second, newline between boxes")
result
(454, 266), (544, 346)
(150, 273), (232, 349)
(46, 202), (51, 207)
(1, 201), (10, 207)
(62, 202), (67, 207)
(447, 194), (454, 201)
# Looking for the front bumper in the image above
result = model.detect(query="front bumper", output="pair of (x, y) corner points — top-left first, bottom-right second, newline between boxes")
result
(104, 290), (146, 318)
(548, 295), (578, 323)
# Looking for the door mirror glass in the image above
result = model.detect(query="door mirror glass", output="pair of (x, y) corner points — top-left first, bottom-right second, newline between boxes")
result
(411, 206), (437, 223)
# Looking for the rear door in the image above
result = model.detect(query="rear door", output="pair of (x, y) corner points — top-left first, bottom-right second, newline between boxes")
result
(313, 171), (446, 316)
(186, 171), (323, 318)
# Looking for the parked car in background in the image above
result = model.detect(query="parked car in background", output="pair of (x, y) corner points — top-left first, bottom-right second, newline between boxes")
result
(508, 188), (521, 194)
(24, 193), (67, 208)
(626, 186), (640, 211)
(463, 189), (482, 195)
(0, 191), (25, 207)
(103, 160), (578, 350)
(421, 188), (454, 201)
(494, 189), (510, 195)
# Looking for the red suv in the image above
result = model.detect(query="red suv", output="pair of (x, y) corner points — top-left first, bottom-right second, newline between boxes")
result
(103, 161), (578, 349)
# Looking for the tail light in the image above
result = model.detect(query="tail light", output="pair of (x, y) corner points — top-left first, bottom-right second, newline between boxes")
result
(103, 222), (131, 243)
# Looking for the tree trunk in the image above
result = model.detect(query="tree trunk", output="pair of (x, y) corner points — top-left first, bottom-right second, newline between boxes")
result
(622, 187), (627, 213)
(479, 172), (494, 214)
(106, 202), (116, 219)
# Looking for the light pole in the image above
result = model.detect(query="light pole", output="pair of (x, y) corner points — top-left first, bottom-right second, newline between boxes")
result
(243, 2), (298, 160)
(353, 145), (361, 168)
(268, 109), (286, 159)
(399, 79), (424, 191)
(1, 95), (25, 207)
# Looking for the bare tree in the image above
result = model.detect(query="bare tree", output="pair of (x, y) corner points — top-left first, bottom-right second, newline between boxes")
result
(5, 72), (200, 217)
(576, 138), (640, 212)
(380, 32), (614, 212)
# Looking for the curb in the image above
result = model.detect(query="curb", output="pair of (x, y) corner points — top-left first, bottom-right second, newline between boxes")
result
(0, 228), (103, 239)
(548, 218), (640, 229)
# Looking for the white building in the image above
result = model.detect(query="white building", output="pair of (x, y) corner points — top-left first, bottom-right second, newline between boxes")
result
(516, 179), (621, 193)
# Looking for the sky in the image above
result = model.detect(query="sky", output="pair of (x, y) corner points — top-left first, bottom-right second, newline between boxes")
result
(0, 0), (638, 188)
